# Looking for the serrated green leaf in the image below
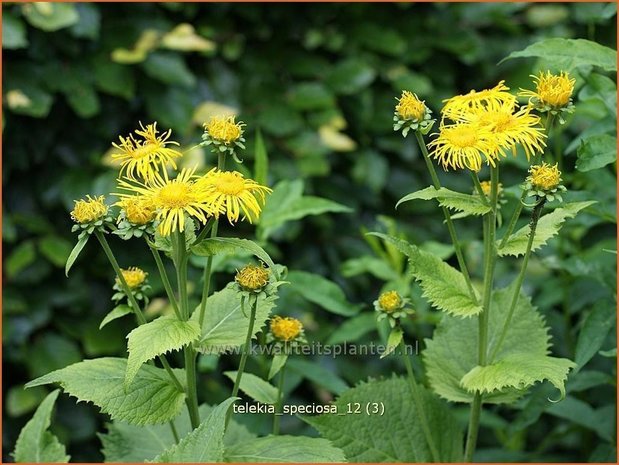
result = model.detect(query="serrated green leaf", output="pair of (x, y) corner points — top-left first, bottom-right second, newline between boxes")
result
(305, 377), (463, 462)
(192, 237), (277, 277)
(424, 284), (572, 404)
(126, 316), (201, 387)
(498, 202), (596, 256)
(268, 354), (288, 380)
(461, 353), (575, 400)
(100, 305), (133, 329)
(409, 246), (482, 317)
(13, 390), (70, 463)
(152, 397), (236, 463)
(65, 234), (89, 276)
(287, 271), (360, 316)
(224, 371), (278, 404)
(500, 38), (617, 71)
(193, 286), (277, 353)
(224, 435), (347, 463)
(576, 134), (617, 172)
(254, 129), (269, 186)
(397, 186), (491, 216)
(26, 358), (186, 425)
(100, 404), (255, 462)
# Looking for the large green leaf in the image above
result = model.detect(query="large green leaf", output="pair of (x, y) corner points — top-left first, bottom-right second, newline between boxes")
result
(497, 202), (596, 257)
(224, 371), (278, 404)
(125, 315), (201, 387)
(22, 3), (79, 31)
(460, 353), (575, 400)
(286, 358), (349, 395)
(153, 398), (236, 462)
(424, 284), (573, 404)
(3, 13), (28, 49)
(500, 38), (617, 71)
(397, 186), (491, 216)
(305, 377), (463, 462)
(13, 390), (69, 463)
(25, 358), (186, 425)
(576, 134), (617, 172)
(224, 436), (347, 463)
(287, 271), (361, 316)
(99, 305), (133, 329)
(574, 301), (616, 372)
(193, 285), (277, 353)
(192, 237), (277, 276)
(100, 404), (255, 462)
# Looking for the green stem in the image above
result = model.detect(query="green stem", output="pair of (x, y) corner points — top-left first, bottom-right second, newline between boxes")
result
(148, 241), (181, 319)
(95, 231), (183, 392)
(172, 229), (200, 429)
(169, 420), (180, 444)
(227, 296), (257, 426)
(401, 338), (440, 462)
(489, 199), (546, 363)
(498, 191), (527, 249)
(414, 131), (478, 303)
(198, 153), (226, 328)
(273, 363), (286, 435)
(470, 172), (489, 206)
(194, 217), (215, 246)
(463, 165), (499, 462)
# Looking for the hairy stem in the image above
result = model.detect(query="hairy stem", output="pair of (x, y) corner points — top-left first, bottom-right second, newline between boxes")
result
(489, 198), (546, 363)
(400, 338), (440, 462)
(273, 363), (286, 435)
(414, 131), (478, 302)
(464, 165), (499, 462)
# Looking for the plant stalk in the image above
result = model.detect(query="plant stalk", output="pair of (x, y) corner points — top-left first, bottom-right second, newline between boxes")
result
(273, 363), (286, 435)
(489, 198), (546, 363)
(499, 191), (527, 249)
(414, 131), (478, 302)
(148, 241), (181, 319)
(400, 339), (440, 462)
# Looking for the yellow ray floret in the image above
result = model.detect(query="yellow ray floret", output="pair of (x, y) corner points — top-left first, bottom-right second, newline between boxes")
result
(519, 71), (575, 108)
(395, 91), (427, 121)
(118, 267), (148, 289)
(195, 169), (272, 224)
(270, 316), (303, 342)
(71, 195), (108, 224)
(378, 290), (402, 314)
(204, 116), (243, 144)
(116, 167), (220, 236)
(112, 122), (182, 181)
(528, 162), (562, 191)
(117, 195), (156, 225)
(442, 81), (517, 122)
(235, 264), (270, 291)
(428, 122), (499, 171)
(460, 103), (547, 160)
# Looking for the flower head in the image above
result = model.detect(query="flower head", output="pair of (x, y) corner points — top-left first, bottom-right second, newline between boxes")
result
(442, 81), (517, 122)
(235, 264), (270, 292)
(528, 162), (562, 191)
(520, 71), (575, 109)
(71, 195), (109, 224)
(118, 267), (148, 289)
(377, 290), (402, 314)
(479, 181), (503, 197)
(116, 167), (220, 236)
(396, 91), (426, 121)
(195, 169), (271, 224)
(461, 103), (547, 160)
(112, 122), (182, 181)
(428, 122), (499, 171)
(117, 195), (156, 225)
(270, 316), (303, 342)
(204, 116), (244, 144)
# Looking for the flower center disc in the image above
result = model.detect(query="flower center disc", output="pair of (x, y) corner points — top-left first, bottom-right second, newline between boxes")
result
(448, 127), (478, 148)
(158, 182), (191, 208)
(215, 173), (245, 195)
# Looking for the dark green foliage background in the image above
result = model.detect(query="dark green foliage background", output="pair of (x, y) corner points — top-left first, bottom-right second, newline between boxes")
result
(3, 2), (617, 462)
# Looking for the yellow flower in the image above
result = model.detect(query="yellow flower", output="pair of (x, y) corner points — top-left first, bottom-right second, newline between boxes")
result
(204, 116), (243, 144)
(117, 195), (156, 225)
(195, 169), (272, 224)
(378, 290), (402, 314)
(270, 316), (303, 342)
(461, 103), (547, 160)
(428, 122), (499, 171)
(520, 71), (575, 109)
(442, 81), (517, 122)
(235, 264), (270, 291)
(395, 91), (426, 121)
(71, 195), (108, 224)
(117, 167), (219, 236)
(112, 122), (182, 181)
(117, 267), (148, 289)
(528, 162), (562, 191)
(479, 181), (503, 197)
